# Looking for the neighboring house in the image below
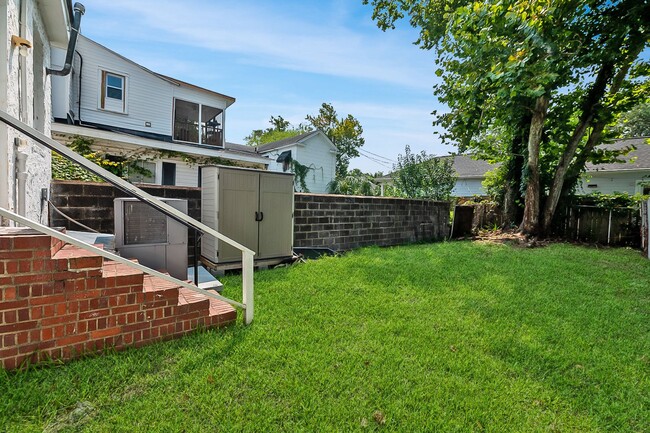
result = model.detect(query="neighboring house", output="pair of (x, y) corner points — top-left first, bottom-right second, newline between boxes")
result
(50, 35), (269, 187)
(451, 138), (650, 197)
(257, 130), (337, 193)
(374, 154), (497, 197)
(1, 0), (80, 225)
(577, 138), (650, 195)
(451, 155), (497, 197)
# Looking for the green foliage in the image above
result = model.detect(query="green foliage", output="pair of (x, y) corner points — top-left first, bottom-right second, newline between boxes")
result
(51, 136), (131, 182)
(614, 103), (650, 138)
(291, 160), (311, 193)
(327, 169), (381, 196)
(482, 166), (508, 203)
(245, 115), (308, 146)
(2, 243), (649, 431)
(246, 104), (366, 180)
(306, 103), (365, 179)
(364, 0), (650, 233)
(575, 191), (649, 209)
(52, 136), (244, 183)
(392, 145), (457, 200)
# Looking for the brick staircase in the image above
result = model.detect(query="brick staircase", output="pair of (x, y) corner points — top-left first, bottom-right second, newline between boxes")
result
(0, 227), (236, 370)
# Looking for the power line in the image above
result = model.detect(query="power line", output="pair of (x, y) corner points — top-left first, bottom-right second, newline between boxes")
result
(359, 148), (396, 163)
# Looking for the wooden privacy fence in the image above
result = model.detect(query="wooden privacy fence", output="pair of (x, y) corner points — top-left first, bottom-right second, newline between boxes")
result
(558, 205), (641, 247)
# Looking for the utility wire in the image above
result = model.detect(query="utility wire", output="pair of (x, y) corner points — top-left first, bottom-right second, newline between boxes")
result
(359, 148), (396, 163)
(48, 199), (100, 233)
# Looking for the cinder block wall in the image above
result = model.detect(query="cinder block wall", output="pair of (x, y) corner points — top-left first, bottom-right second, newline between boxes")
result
(49, 181), (201, 258)
(293, 193), (450, 251)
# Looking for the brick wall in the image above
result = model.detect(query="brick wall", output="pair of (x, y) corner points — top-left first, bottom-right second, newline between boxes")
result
(49, 180), (201, 258)
(294, 193), (450, 251)
(0, 229), (234, 370)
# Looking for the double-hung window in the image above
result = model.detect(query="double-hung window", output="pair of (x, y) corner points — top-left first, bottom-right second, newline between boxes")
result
(101, 71), (126, 113)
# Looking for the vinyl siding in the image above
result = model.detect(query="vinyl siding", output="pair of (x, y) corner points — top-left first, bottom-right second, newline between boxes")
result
(294, 135), (336, 193)
(576, 170), (650, 195)
(452, 179), (485, 197)
(72, 36), (228, 138)
(261, 136), (336, 194)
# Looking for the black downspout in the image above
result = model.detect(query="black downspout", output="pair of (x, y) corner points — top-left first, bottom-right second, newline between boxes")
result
(46, 2), (85, 76)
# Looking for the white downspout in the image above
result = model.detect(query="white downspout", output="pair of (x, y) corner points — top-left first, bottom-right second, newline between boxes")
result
(15, 141), (28, 217)
(0, 0), (9, 221)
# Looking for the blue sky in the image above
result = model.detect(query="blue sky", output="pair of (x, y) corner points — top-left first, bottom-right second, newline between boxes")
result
(78, 0), (452, 173)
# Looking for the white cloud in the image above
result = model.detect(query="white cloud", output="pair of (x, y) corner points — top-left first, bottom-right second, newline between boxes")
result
(81, 0), (436, 90)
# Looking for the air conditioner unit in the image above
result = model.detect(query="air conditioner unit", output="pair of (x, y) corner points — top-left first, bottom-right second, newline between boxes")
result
(114, 197), (188, 279)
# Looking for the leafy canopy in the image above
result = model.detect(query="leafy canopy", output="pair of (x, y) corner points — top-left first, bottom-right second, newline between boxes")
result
(392, 145), (457, 200)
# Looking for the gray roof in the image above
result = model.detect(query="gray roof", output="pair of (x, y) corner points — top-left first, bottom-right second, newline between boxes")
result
(452, 154), (498, 178)
(224, 142), (258, 154)
(586, 137), (650, 172)
(451, 138), (650, 179)
(256, 130), (320, 152)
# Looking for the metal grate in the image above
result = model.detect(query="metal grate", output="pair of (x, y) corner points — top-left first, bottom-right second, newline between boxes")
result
(123, 201), (167, 245)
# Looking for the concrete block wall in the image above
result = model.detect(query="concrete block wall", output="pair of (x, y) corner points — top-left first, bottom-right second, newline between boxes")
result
(294, 193), (450, 251)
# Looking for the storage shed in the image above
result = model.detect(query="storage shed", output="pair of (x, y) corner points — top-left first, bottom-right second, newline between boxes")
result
(201, 166), (294, 268)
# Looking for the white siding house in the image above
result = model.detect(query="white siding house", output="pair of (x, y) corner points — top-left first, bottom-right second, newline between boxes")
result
(1, 0), (77, 225)
(257, 130), (337, 193)
(51, 35), (269, 187)
(576, 138), (650, 195)
(452, 139), (650, 197)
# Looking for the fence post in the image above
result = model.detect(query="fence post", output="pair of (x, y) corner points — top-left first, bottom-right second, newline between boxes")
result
(242, 251), (255, 325)
(607, 209), (612, 245)
(647, 199), (650, 259)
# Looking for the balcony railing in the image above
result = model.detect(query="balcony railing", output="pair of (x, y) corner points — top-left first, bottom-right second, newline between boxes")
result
(173, 120), (223, 147)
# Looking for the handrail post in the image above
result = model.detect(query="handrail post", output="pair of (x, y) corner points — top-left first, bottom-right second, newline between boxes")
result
(242, 251), (254, 325)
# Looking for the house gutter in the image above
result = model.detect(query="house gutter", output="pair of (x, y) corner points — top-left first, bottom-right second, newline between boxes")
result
(46, 2), (85, 76)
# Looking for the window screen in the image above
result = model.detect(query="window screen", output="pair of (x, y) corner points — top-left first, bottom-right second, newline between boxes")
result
(123, 201), (167, 245)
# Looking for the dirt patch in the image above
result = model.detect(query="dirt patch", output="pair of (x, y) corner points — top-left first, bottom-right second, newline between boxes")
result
(472, 229), (551, 248)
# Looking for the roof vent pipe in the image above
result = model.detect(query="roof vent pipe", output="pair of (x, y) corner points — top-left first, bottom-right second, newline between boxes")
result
(46, 2), (85, 76)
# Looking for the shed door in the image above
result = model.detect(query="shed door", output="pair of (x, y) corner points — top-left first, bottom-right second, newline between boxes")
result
(218, 169), (260, 262)
(258, 173), (294, 259)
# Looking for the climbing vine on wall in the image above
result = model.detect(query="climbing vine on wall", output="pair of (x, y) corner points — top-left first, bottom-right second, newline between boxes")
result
(52, 136), (245, 182)
(291, 160), (313, 193)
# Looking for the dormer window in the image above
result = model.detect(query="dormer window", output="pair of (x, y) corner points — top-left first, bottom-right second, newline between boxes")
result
(173, 99), (223, 146)
(100, 70), (126, 113)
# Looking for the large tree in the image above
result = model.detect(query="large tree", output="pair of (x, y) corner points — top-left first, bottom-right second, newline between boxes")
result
(306, 103), (365, 179)
(248, 104), (366, 179)
(365, 0), (650, 235)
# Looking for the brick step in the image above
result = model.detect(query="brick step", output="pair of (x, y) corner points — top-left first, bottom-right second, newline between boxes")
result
(1, 231), (237, 370)
(52, 244), (104, 271)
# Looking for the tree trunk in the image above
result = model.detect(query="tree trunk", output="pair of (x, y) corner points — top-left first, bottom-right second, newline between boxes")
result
(540, 40), (644, 234)
(520, 95), (549, 236)
(502, 115), (529, 225)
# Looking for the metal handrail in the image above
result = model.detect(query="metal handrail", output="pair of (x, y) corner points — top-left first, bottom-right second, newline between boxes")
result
(0, 110), (254, 324)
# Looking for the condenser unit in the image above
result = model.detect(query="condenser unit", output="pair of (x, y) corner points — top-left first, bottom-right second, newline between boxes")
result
(114, 197), (188, 279)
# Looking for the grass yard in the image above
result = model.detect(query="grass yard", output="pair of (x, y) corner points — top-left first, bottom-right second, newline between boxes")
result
(1, 241), (649, 432)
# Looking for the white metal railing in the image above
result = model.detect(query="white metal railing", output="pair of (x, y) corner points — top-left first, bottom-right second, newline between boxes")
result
(0, 110), (255, 324)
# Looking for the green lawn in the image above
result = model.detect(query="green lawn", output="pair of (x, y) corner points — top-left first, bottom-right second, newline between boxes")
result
(1, 242), (649, 432)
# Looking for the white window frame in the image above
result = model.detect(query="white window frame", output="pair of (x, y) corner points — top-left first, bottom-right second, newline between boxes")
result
(98, 69), (128, 114)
